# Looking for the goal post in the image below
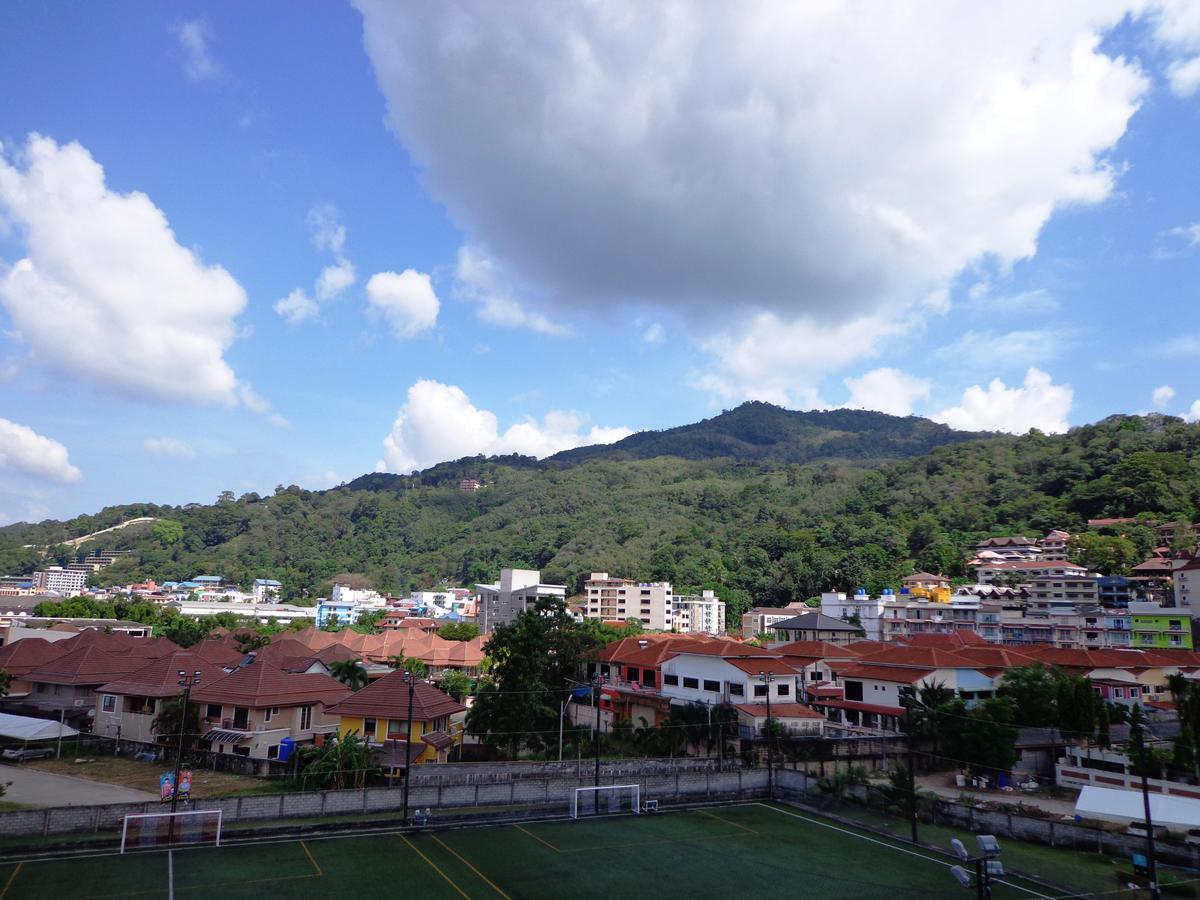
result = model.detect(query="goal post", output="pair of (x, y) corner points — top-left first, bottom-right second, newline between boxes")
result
(120, 809), (223, 853)
(570, 784), (641, 818)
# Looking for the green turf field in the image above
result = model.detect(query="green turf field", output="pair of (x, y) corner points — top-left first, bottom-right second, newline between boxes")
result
(0, 802), (1133, 899)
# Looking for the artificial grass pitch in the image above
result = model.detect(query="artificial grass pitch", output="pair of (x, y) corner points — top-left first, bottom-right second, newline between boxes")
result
(0, 803), (1066, 899)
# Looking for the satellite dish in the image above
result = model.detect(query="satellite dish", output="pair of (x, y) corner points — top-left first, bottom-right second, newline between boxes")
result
(950, 866), (972, 889)
(950, 838), (970, 861)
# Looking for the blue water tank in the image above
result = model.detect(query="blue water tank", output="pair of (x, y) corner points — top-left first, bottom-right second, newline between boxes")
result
(855, 588), (867, 596)
(278, 737), (296, 763)
(882, 589), (894, 595)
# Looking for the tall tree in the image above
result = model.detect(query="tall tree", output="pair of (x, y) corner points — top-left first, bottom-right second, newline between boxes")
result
(329, 660), (369, 691)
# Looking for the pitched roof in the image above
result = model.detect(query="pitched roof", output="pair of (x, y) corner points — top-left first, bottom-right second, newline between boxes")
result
(27, 645), (149, 685)
(852, 646), (979, 669)
(772, 640), (867, 660)
(770, 613), (862, 632)
(0, 638), (68, 676)
(95, 651), (232, 698)
(733, 702), (823, 719)
(831, 663), (936, 684)
(325, 670), (466, 722)
(897, 631), (990, 649)
(190, 661), (350, 709)
(724, 657), (798, 676)
(974, 560), (1086, 571)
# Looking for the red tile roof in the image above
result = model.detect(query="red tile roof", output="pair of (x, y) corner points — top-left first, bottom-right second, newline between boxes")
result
(325, 669), (465, 722)
(723, 657), (798, 676)
(190, 661), (350, 709)
(814, 698), (905, 717)
(27, 645), (149, 685)
(95, 651), (232, 698)
(772, 640), (866, 660)
(0, 638), (68, 676)
(733, 703), (824, 719)
(831, 663), (936, 684)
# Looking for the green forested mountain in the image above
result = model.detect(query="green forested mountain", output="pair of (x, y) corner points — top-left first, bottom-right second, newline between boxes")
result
(2, 408), (1199, 625)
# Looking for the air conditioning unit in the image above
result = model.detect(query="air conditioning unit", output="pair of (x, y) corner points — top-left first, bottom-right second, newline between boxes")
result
(73, 698), (88, 707)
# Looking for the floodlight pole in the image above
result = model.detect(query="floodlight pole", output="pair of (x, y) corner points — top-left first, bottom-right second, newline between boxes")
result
(170, 670), (201, 844)
(759, 672), (775, 799)
(593, 673), (605, 793)
(402, 671), (415, 824)
(905, 704), (918, 845)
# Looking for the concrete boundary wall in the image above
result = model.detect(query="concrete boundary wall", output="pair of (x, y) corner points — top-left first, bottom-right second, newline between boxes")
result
(0, 764), (767, 838)
(774, 769), (1200, 869)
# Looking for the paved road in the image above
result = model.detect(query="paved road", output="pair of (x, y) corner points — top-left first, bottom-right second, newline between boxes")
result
(0, 763), (158, 807)
(917, 773), (1080, 817)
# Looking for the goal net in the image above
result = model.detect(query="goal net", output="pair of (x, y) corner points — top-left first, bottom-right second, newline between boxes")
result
(120, 809), (223, 853)
(570, 784), (641, 818)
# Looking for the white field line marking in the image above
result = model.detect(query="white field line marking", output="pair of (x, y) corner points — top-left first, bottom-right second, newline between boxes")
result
(755, 803), (1054, 899)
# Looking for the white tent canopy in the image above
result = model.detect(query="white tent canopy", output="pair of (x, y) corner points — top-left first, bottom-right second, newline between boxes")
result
(1075, 785), (1200, 830)
(0, 712), (79, 742)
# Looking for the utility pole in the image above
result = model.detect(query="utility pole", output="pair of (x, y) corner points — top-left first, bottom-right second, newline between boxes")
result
(759, 672), (775, 799)
(169, 670), (201, 844)
(1132, 709), (1161, 900)
(905, 704), (918, 845)
(402, 671), (415, 824)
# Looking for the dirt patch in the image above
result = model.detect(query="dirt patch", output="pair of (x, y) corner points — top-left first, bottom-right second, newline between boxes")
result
(27, 756), (264, 798)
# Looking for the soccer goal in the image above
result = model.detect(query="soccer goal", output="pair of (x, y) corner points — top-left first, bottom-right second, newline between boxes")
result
(120, 809), (223, 853)
(570, 784), (641, 818)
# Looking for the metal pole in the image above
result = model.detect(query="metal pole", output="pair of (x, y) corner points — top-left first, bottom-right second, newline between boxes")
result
(402, 672), (414, 824)
(594, 675), (603, 791)
(559, 698), (566, 762)
(169, 670), (200, 845)
(906, 706), (918, 845)
(1134, 713), (1161, 900)
(56, 708), (65, 760)
(760, 672), (775, 799)
(975, 858), (985, 900)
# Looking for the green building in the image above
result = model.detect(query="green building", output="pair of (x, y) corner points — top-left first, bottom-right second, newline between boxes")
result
(1129, 602), (1193, 650)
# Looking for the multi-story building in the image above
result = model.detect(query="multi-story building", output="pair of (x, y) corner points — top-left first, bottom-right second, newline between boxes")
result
(740, 603), (808, 638)
(34, 566), (88, 596)
(821, 590), (890, 640)
(252, 579), (282, 602)
(476, 568), (566, 631)
(1173, 557), (1200, 610)
(1039, 530), (1071, 561)
(769, 612), (864, 644)
(316, 595), (388, 627)
(671, 590), (726, 635)
(1026, 575), (1100, 611)
(974, 560), (1090, 585)
(974, 535), (1041, 561)
(583, 574), (673, 629)
(1128, 601), (1194, 650)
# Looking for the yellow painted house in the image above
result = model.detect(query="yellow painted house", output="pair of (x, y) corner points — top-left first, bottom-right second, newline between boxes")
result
(325, 670), (466, 772)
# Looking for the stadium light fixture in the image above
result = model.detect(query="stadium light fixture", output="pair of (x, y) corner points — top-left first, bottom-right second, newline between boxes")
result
(950, 838), (969, 861)
(949, 866), (972, 889)
(976, 834), (1001, 856)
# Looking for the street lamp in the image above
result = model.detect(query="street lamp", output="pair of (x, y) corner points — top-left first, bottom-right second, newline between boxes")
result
(758, 671), (775, 799)
(169, 669), (201, 843)
(402, 671), (416, 824)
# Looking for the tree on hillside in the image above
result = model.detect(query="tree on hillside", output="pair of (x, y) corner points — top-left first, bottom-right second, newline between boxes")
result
(437, 622), (480, 642)
(466, 598), (599, 757)
(999, 664), (1059, 727)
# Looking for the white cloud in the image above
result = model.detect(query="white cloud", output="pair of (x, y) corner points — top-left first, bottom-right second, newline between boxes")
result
(1152, 385), (1176, 410)
(453, 245), (571, 337)
(934, 367), (1073, 434)
(358, 2), (1150, 341)
(1159, 222), (1200, 258)
(0, 418), (81, 484)
(939, 328), (1069, 366)
(142, 437), (196, 460)
(239, 385), (289, 428)
(0, 135), (256, 408)
(172, 19), (221, 82)
(1188, 400), (1200, 423)
(1150, 0), (1200, 95)
(377, 380), (631, 472)
(365, 270), (440, 340)
(1158, 334), (1200, 358)
(316, 259), (356, 302)
(307, 205), (347, 256)
(273, 288), (319, 324)
(843, 368), (932, 417)
(692, 310), (909, 407)
(641, 322), (665, 345)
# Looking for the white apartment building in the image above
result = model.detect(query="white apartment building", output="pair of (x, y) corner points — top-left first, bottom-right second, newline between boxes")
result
(252, 579), (282, 602)
(476, 568), (566, 631)
(974, 560), (1090, 584)
(330, 583), (382, 605)
(169, 601), (317, 625)
(35, 567), (88, 596)
(659, 652), (797, 707)
(1174, 557), (1200, 609)
(821, 590), (890, 641)
(584, 574), (674, 629)
(672, 590), (726, 635)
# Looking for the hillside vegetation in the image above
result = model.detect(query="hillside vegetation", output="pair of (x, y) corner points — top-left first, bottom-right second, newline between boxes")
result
(2, 405), (1199, 625)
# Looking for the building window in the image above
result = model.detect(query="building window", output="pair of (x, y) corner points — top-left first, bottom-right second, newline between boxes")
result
(363, 718), (377, 739)
(664, 674), (679, 686)
(682, 677), (699, 689)
(627, 667), (640, 682)
(206, 704), (222, 720)
(264, 707), (280, 723)
(300, 706), (312, 730)
(844, 681), (864, 702)
(753, 684), (768, 698)
(232, 707), (250, 730)
(777, 684), (791, 697)
(101, 695), (116, 713)
(267, 744), (279, 760)
(729, 683), (744, 696)
(387, 719), (406, 738)
(703, 679), (720, 693)
(1113, 688), (1124, 699)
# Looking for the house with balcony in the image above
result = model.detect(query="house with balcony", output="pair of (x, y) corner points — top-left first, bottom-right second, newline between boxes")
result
(769, 612), (864, 644)
(740, 603), (808, 638)
(735, 703), (826, 738)
(94, 651), (233, 746)
(659, 650), (797, 708)
(189, 658), (350, 766)
(326, 670), (466, 773)
(1129, 602), (1194, 650)
(1174, 557), (1200, 610)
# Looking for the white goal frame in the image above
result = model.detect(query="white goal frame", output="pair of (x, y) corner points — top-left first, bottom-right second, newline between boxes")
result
(570, 784), (641, 818)
(120, 809), (223, 853)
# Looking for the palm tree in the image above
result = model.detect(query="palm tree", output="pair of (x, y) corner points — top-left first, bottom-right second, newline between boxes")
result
(234, 632), (270, 653)
(329, 659), (369, 691)
(387, 656), (427, 677)
(1167, 672), (1189, 707)
(907, 680), (954, 760)
(300, 730), (376, 790)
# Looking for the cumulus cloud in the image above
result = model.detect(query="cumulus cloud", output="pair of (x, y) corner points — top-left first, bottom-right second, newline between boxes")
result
(239, 385), (289, 428)
(0, 418), (81, 484)
(142, 437), (196, 460)
(934, 367), (1073, 434)
(365, 270), (440, 340)
(274, 206), (357, 324)
(0, 135), (257, 408)
(357, 1), (1153, 364)
(939, 328), (1070, 367)
(1150, 0), (1200, 95)
(377, 380), (631, 472)
(641, 322), (665, 345)
(172, 19), (221, 82)
(453, 245), (571, 337)
(843, 368), (932, 417)
(1188, 400), (1200, 423)
(1152, 385), (1176, 410)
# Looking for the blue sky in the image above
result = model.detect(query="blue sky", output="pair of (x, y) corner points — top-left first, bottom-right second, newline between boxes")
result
(1, 2), (1199, 524)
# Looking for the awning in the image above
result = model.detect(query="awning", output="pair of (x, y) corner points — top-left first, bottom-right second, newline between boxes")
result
(813, 699), (905, 718)
(1076, 785), (1200, 830)
(203, 729), (249, 744)
(0, 712), (79, 742)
